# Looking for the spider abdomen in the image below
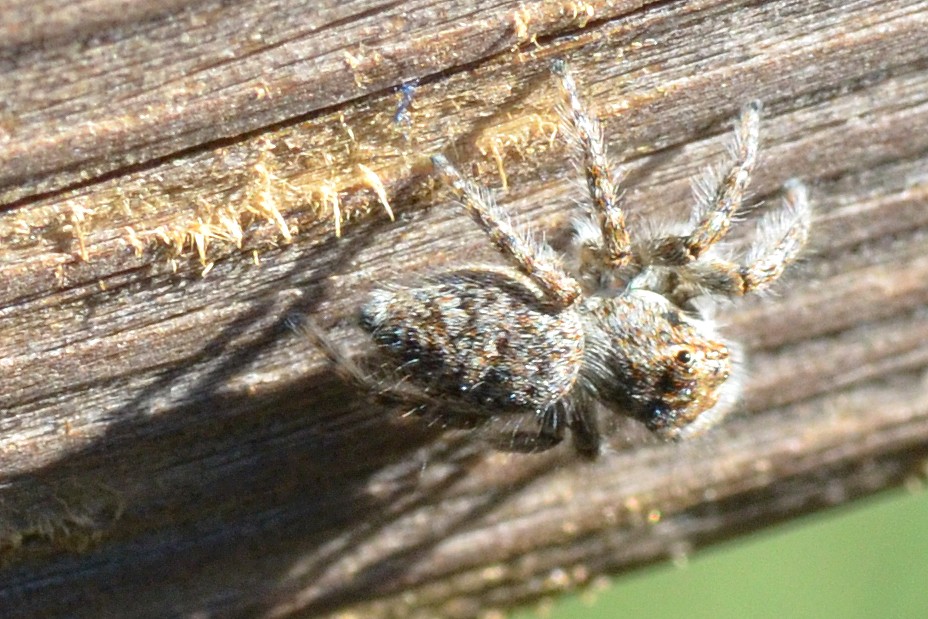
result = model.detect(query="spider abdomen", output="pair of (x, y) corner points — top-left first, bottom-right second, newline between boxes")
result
(361, 269), (584, 413)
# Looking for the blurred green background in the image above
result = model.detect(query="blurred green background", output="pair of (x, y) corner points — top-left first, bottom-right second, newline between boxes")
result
(515, 488), (928, 619)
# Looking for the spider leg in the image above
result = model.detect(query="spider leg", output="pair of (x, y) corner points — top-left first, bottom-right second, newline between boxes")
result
(551, 59), (633, 270)
(670, 179), (811, 303)
(431, 154), (582, 307)
(566, 395), (601, 459)
(492, 403), (566, 454)
(496, 397), (601, 457)
(297, 317), (448, 409)
(646, 102), (762, 266)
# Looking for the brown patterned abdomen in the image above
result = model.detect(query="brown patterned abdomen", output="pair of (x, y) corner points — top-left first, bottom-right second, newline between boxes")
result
(361, 269), (584, 413)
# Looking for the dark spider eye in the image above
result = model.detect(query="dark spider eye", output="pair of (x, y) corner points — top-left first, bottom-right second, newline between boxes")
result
(675, 349), (693, 364)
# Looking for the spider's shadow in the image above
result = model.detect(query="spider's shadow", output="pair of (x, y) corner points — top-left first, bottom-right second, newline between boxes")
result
(2, 58), (724, 616)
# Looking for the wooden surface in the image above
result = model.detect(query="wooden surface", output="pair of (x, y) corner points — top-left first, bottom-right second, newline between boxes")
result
(2, 0), (928, 617)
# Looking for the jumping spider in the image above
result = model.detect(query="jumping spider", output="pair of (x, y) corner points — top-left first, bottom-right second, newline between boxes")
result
(310, 60), (811, 457)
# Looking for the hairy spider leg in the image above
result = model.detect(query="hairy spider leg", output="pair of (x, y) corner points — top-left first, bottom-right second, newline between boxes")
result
(674, 179), (811, 300)
(647, 102), (762, 266)
(552, 59), (633, 269)
(431, 153), (582, 308)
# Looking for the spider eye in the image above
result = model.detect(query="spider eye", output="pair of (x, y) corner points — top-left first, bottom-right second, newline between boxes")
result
(675, 349), (693, 365)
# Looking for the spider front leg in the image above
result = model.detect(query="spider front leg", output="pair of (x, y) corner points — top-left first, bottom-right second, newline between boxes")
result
(431, 154), (582, 307)
(671, 180), (811, 303)
(645, 102), (762, 266)
(551, 60), (633, 270)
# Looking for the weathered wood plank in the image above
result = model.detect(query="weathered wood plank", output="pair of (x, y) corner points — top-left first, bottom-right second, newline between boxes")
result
(1, 0), (927, 617)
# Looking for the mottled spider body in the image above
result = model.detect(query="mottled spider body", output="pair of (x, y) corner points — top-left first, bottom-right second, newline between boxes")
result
(361, 269), (584, 413)
(313, 60), (811, 457)
(361, 267), (734, 446)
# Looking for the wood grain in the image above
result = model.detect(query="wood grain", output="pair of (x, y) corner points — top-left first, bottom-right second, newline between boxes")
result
(1, 0), (927, 617)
